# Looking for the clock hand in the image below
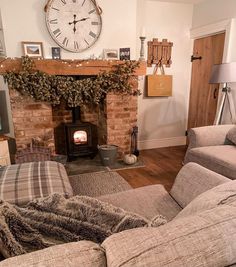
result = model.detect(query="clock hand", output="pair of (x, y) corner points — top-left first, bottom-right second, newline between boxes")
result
(76, 17), (89, 22)
(69, 17), (90, 25)
(68, 14), (78, 33)
(68, 15), (90, 33)
(69, 15), (76, 26)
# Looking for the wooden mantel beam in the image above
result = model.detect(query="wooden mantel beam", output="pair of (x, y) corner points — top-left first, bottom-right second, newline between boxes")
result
(0, 58), (146, 76)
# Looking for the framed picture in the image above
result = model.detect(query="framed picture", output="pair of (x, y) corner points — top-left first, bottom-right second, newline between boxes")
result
(120, 48), (130, 60)
(51, 47), (61, 59)
(22, 41), (44, 58)
(103, 49), (119, 60)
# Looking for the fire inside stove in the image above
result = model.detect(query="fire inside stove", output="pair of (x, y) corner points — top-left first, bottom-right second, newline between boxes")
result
(73, 130), (88, 145)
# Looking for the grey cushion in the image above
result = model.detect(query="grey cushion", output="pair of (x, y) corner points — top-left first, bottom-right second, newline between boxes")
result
(185, 145), (236, 180)
(175, 180), (236, 219)
(98, 184), (181, 221)
(227, 126), (236, 145)
(0, 241), (106, 267)
(102, 205), (236, 267)
(170, 163), (229, 208)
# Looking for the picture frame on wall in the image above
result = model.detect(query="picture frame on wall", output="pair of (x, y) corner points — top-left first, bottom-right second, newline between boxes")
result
(103, 49), (119, 60)
(51, 47), (61, 59)
(119, 48), (130, 60)
(22, 41), (44, 58)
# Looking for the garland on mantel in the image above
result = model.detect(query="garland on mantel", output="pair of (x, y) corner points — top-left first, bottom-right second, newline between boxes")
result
(3, 56), (140, 107)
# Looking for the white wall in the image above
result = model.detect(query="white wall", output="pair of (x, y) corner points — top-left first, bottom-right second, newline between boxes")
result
(0, 0), (137, 59)
(0, 0), (194, 149)
(137, 1), (193, 149)
(192, 0), (236, 124)
(192, 0), (236, 28)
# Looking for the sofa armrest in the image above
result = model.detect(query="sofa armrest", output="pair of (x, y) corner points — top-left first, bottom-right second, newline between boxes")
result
(170, 163), (229, 208)
(187, 124), (234, 150)
(0, 241), (106, 267)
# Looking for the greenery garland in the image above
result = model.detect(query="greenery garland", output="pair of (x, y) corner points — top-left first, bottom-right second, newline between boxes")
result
(3, 56), (140, 107)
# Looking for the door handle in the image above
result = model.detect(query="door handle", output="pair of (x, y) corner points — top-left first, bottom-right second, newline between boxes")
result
(213, 88), (217, 99)
(191, 55), (202, 62)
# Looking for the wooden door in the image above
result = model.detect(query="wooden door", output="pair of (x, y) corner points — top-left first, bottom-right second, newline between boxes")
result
(187, 32), (225, 129)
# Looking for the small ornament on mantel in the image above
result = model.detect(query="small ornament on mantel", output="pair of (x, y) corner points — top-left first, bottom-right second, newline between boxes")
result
(139, 27), (146, 61)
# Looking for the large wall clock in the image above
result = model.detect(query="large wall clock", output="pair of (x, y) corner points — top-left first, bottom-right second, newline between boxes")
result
(45, 0), (102, 52)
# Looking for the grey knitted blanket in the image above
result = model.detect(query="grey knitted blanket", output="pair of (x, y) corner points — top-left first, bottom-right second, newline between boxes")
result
(0, 193), (166, 259)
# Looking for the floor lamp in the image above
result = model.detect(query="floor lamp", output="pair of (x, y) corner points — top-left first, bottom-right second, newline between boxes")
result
(209, 62), (236, 125)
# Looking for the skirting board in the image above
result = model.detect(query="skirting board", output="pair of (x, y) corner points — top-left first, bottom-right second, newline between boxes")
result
(138, 136), (186, 150)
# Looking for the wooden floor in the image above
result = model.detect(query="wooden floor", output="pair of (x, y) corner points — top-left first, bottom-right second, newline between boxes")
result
(117, 146), (187, 192)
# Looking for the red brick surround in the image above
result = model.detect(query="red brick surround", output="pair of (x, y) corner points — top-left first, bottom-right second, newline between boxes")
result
(10, 84), (138, 156)
(4, 59), (145, 156)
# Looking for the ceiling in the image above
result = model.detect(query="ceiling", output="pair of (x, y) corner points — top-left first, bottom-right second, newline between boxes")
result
(150, 0), (205, 4)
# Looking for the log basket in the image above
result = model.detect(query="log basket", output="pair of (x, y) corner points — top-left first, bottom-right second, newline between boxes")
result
(15, 141), (51, 164)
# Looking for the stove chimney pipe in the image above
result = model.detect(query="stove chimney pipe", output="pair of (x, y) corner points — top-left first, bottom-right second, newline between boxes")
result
(72, 107), (81, 123)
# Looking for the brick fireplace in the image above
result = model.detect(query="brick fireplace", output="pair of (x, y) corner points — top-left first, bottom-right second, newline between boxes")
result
(2, 59), (146, 157)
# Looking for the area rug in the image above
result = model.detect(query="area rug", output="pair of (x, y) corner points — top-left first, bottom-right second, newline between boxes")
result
(69, 171), (132, 197)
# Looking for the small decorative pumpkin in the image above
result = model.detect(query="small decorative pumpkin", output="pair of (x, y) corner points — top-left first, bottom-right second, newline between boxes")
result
(123, 154), (137, 165)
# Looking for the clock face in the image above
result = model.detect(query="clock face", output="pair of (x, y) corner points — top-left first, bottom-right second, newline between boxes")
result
(45, 0), (102, 52)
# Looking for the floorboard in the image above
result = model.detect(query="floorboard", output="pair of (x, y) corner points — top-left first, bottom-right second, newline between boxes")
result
(117, 145), (187, 192)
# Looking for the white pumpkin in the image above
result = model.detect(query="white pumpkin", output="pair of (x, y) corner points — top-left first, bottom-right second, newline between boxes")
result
(123, 154), (137, 165)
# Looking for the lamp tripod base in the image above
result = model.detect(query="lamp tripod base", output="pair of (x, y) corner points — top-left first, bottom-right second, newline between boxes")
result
(214, 84), (236, 125)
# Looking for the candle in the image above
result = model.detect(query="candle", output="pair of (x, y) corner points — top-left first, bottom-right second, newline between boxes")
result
(140, 27), (146, 37)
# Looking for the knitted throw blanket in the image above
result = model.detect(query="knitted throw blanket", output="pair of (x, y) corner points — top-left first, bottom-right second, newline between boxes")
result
(0, 194), (166, 259)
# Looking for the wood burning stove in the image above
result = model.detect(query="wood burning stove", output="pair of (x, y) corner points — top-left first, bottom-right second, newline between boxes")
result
(65, 107), (98, 161)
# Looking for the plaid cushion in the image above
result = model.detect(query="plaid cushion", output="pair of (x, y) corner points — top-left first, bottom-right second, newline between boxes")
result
(0, 161), (73, 206)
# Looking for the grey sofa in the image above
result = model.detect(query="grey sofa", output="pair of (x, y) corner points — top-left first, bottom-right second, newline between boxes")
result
(184, 124), (236, 179)
(1, 162), (236, 267)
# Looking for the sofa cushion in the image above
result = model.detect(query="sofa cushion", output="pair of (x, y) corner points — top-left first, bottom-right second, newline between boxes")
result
(102, 205), (236, 267)
(0, 161), (73, 206)
(175, 180), (236, 219)
(184, 145), (236, 180)
(98, 184), (182, 221)
(170, 163), (229, 208)
(226, 126), (236, 145)
(0, 241), (106, 267)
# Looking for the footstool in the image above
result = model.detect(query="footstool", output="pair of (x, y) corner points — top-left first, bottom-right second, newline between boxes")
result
(0, 161), (73, 206)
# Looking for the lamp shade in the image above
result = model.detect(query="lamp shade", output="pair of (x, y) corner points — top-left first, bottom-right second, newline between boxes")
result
(209, 62), (236, 83)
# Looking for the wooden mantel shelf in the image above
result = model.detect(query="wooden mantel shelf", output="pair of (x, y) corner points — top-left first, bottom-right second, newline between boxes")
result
(0, 58), (146, 76)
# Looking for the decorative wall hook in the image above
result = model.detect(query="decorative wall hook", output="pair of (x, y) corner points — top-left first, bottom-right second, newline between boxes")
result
(147, 38), (173, 67)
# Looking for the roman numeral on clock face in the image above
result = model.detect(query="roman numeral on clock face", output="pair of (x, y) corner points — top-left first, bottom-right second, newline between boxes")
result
(82, 0), (86, 6)
(62, 37), (69, 46)
(84, 39), (89, 46)
(61, 0), (66, 4)
(50, 19), (58, 24)
(89, 31), (96, 38)
(91, 21), (99, 25)
(53, 28), (61, 38)
(52, 7), (60, 11)
(74, 41), (79, 50)
(88, 9), (95, 14)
